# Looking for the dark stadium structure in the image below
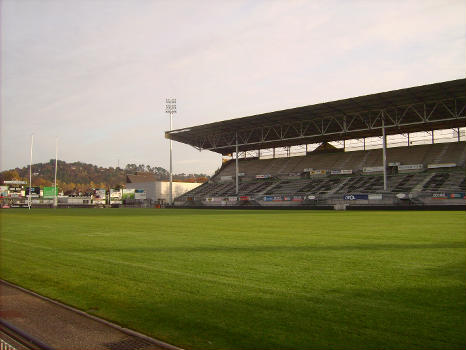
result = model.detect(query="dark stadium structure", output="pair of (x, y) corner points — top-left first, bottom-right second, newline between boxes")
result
(166, 79), (466, 209)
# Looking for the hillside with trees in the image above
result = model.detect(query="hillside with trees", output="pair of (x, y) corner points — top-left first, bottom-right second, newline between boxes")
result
(0, 160), (209, 195)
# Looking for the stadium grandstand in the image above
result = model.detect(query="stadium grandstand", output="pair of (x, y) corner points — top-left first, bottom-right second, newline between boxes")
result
(166, 79), (466, 208)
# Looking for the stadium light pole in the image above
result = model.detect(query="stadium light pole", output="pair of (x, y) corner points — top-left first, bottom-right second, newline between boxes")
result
(165, 98), (176, 206)
(28, 134), (34, 210)
(54, 137), (58, 208)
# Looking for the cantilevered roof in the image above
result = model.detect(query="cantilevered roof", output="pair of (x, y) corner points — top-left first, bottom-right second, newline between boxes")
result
(166, 79), (466, 155)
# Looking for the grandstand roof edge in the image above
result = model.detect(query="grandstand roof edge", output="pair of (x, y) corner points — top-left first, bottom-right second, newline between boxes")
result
(166, 78), (466, 154)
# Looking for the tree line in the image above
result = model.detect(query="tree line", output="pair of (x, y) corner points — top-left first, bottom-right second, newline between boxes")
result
(0, 160), (209, 195)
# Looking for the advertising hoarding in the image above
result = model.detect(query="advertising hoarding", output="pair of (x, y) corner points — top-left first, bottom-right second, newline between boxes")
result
(25, 187), (41, 198)
(110, 189), (122, 204)
(134, 189), (146, 200)
(3, 180), (27, 184)
(330, 169), (353, 175)
(93, 189), (106, 204)
(368, 194), (383, 200)
(398, 164), (423, 171)
(43, 186), (58, 198)
(344, 194), (369, 200)
(122, 189), (135, 200)
(363, 166), (384, 173)
(427, 163), (456, 169)
(0, 186), (8, 198)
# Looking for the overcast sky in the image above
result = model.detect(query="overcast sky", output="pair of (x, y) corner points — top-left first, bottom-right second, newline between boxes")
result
(1, 0), (465, 174)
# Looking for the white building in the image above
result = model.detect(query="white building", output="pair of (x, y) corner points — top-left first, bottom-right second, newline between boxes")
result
(126, 174), (202, 203)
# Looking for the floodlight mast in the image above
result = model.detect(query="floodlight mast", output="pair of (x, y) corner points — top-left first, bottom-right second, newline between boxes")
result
(28, 134), (34, 210)
(165, 98), (176, 206)
(54, 138), (58, 208)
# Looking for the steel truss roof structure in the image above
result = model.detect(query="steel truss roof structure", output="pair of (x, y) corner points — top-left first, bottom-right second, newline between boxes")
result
(166, 79), (466, 155)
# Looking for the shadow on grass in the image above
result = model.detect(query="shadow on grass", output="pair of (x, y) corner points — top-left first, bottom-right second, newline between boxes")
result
(109, 284), (466, 350)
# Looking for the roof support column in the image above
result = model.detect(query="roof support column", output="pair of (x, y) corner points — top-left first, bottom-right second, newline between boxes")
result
(382, 113), (388, 192)
(235, 133), (239, 196)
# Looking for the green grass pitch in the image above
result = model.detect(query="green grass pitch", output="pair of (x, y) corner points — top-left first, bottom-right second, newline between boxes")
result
(1, 208), (465, 349)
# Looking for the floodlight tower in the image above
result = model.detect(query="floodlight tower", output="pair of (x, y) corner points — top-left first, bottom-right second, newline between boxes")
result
(165, 98), (176, 206)
(28, 134), (34, 210)
(54, 138), (58, 208)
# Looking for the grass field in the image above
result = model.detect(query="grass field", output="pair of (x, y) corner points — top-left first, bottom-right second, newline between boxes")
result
(1, 208), (465, 349)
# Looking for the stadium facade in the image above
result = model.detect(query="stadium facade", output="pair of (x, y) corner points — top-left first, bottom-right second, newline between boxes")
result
(167, 79), (466, 209)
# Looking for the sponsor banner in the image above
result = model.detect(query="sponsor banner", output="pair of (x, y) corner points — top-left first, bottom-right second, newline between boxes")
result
(256, 174), (271, 179)
(94, 189), (106, 204)
(238, 173), (245, 177)
(134, 189), (146, 200)
(330, 169), (353, 175)
(263, 196), (274, 201)
(11, 203), (29, 208)
(288, 173), (301, 177)
(308, 195), (316, 200)
(211, 197), (223, 202)
(310, 170), (326, 175)
(94, 189), (106, 199)
(398, 164), (423, 171)
(388, 162), (400, 166)
(292, 196), (303, 202)
(25, 187), (41, 198)
(427, 163), (456, 169)
(363, 166), (384, 173)
(344, 194), (369, 200)
(239, 196), (250, 201)
(283, 196), (292, 201)
(432, 192), (465, 199)
(368, 194), (383, 200)
(110, 189), (122, 204)
(227, 196), (238, 202)
(110, 189), (122, 198)
(122, 188), (135, 200)
(3, 180), (27, 184)
(273, 196), (283, 201)
(8, 187), (23, 198)
(0, 186), (8, 198)
(32, 199), (54, 205)
(220, 175), (233, 181)
(206, 197), (213, 202)
(43, 186), (58, 198)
